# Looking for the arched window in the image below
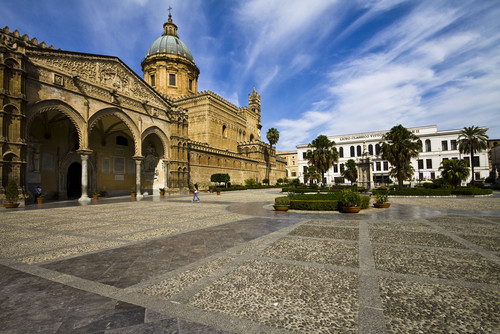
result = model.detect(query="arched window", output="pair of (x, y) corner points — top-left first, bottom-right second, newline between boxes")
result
(425, 139), (431, 152)
(375, 144), (381, 155)
(339, 147), (344, 158)
(222, 125), (228, 137)
(250, 134), (255, 142)
(357, 145), (362, 156)
(350, 146), (355, 157)
(368, 144), (373, 155)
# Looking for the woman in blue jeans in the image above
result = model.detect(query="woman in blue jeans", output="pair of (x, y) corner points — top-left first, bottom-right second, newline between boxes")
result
(192, 184), (200, 202)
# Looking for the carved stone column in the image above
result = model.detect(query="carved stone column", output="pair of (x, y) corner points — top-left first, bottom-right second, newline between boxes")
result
(78, 150), (92, 203)
(162, 159), (169, 190)
(134, 156), (144, 199)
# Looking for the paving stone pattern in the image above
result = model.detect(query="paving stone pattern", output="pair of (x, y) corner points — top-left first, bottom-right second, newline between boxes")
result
(0, 190), (499, 333)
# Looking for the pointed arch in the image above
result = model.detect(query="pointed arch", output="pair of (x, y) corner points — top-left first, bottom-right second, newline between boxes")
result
(88, 108), (141, 156)
(27, 100), (85, 149)
(142, 126), (170, 159)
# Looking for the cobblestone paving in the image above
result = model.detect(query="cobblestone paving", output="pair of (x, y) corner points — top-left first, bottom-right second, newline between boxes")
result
(1, 190), (499, 333)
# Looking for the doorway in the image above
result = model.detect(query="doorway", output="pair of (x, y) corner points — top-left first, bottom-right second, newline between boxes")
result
(67, 162), (82, 198)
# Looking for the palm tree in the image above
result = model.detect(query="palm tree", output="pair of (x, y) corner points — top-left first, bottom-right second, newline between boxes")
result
(342, 159), (358, 184)
(265, 128), (280, 182)
(303, 166), (321, 186)
(439, 159), (470, 189)
(458, 126), (488, 185)
(380, 125), (422, 190)
(306, 135), (339, 186)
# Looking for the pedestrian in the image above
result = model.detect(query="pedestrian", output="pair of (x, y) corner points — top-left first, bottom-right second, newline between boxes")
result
(192, 183), (200, 202)
(34, 185), (42, 203)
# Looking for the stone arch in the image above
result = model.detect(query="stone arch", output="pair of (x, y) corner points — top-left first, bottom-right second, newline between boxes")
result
(27, 100), (85, 150)
(142, 126), (170, 159)
(88, 108), (140, 156)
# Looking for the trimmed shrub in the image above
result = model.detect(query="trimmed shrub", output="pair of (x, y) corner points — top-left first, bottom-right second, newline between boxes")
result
(360, 195), (370, 209)
(388, 188), (452, 196)
(274, 196), (290, 205)
(451, 188), (493, 195)
(290, 200), (339, 211)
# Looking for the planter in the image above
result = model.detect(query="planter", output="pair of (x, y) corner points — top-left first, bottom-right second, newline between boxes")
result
(374, 202), (391, 208)
(273, 204), (290, 211)
(37, 197), (44, 204)
(3, 202), (20, 209)
(130, 193), (136, 198)
(160, 191), (165, 196)
(216, 191), (221, 195)
(93, 194), (99, 200)
(341, 206), (361, 213)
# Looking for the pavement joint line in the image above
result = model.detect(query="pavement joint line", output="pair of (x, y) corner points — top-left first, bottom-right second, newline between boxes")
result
(358, 220), (387, 334)
(422, 219), (500, 265)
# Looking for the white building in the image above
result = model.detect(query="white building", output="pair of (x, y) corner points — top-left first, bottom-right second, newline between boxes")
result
(297, 125), (489, 187)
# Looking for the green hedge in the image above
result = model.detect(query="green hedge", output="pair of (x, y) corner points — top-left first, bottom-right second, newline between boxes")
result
(290, 200), (339, 211)
(360, 196), (370, 209)
(388, 188), (452, 196)
(290, 193), (342, 201)
(451, 188), (493, 195)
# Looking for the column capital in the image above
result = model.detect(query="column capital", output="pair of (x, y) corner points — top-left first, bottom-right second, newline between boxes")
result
(77, 149), (93, 156)
(133, 156), (145, 161)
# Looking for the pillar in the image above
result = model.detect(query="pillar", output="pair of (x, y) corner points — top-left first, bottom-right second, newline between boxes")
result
(162, 159), (168, 189)
(134, 157), (144, 199)
(78, 150), (92, 203)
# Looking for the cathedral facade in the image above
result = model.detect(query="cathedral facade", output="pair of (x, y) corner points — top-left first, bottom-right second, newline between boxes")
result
(0, 15), (285, 204)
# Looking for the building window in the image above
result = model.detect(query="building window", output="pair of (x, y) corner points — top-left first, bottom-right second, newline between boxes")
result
(473, 156), (480, 167)
(451, 140), (457, 150)
(189, 79), (193, 91)
(475, 172), (480, 180)
(442, 140), (448, 151)
(222, 125), (228, 137)
(368, 144), (373, 155)
(303, 166), (308, 173)
(375, 144), (380, 155)
(376, 162), (381, 171)
(169, 74), (176, 86)
(291, 171), (296, 177)
(340, 164), (345, 172)
(426, 159), (432, 169)
(292, 159), (295, 165)
(357, 145), (362, 157)
(150, 74), (155, 86)
(333, 164), (338, 173)
(383, 161), (389, 171)
(339, 147), (344, 158)
(425, 139), (431, 152)
(419, 172), (423, 180)
(431, 172), (435, 180)
(417, 159), (424, 169)
(350, 146), (355, 157)
(303, 152), (307, 159)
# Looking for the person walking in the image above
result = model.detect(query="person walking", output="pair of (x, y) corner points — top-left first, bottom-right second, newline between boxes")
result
(192, 183), (200, 202)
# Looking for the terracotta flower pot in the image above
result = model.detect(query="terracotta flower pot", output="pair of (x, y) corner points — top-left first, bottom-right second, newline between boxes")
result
(374, 202), (391, 208)
(131, 193), (136, 198)
(341, 206), (361, 213)
(273, 204), (289, 211)
(93, 194), (99, 200)
(3, 202), (20, 209)
(37, 197), (44, 204)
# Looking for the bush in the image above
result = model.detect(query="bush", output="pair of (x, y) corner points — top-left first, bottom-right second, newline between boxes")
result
(244, 178), (257, 186)
(211, 173), (230, 187)
(263, 178), (270, 185)
(290, 200), (339, 211)
(340, 189), (361, 207)
(451, 188), (493, 195)
(360, 195), (370, 209)
(274, 196), (290, 205)
(389, 188), (452, 196)
(5, 180), (19, 202)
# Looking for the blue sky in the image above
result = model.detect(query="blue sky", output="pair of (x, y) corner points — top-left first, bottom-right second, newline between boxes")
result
(3, 0), (500, 150)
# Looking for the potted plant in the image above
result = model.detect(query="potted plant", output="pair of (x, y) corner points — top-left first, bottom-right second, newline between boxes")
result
(37, 193), (45, 204)
(159, 188), (165, 196)
(130, 189), (136, 198)
(3, 180), (20, 208)
(340, 189), (361, 213)
(273, 196), (290, 211)
(92, 191), (100, 200)
(216, 187), (221, 195)
(373, 190), (390, 208)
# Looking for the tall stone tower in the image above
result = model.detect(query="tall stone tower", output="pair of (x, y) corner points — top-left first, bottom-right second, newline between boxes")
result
(141, 13), (200, 98)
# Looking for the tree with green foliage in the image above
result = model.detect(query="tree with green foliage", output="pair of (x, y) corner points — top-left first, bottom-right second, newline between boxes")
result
(265, 128), (280, 181)
(342, 159), (358, 184)
(439, 159), (470, 189)
(458, 126), (488, 185)
(306, 135), (339, 186)
(379, 125), (422, 190)
(210, 173), (230, 188)
(303, 166), (321, 185)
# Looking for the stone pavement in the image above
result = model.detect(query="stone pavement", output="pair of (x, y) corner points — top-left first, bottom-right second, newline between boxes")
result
(1, 189), (499, 333)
